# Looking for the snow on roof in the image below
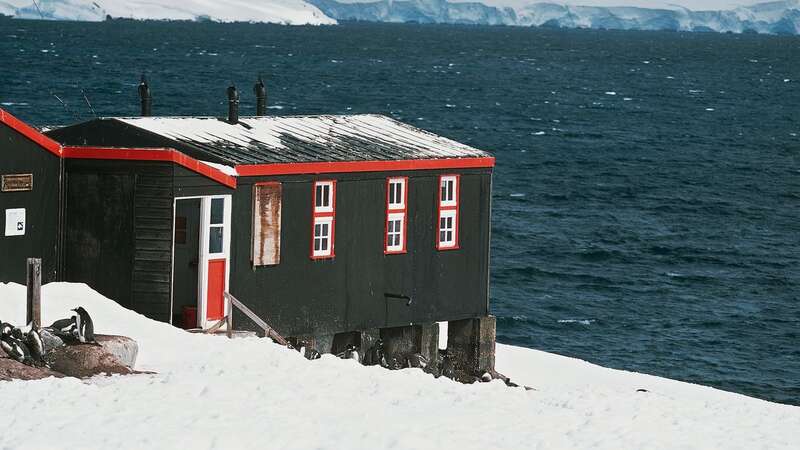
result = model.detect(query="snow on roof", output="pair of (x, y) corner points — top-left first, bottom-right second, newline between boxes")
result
(114, 115), (491, 166)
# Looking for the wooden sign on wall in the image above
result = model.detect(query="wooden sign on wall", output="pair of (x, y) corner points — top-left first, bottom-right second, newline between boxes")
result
(252, 182), (282, 266)
(1, 174), (33, 192)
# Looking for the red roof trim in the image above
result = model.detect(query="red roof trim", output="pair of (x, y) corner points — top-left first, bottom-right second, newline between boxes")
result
(0, 108), (235, 188)
(0, 108), (63, 156)
(62, 146), (237, 189)
(235, 157), (495, 177)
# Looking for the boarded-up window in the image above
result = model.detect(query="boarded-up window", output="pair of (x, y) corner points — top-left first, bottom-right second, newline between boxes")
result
(253, 182), (282, 266)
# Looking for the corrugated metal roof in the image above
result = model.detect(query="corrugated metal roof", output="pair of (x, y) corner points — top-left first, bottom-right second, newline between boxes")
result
(113, 115), (490, 166)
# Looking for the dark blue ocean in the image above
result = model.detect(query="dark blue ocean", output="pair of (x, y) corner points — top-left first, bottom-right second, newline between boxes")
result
(1, 20), (798, 405)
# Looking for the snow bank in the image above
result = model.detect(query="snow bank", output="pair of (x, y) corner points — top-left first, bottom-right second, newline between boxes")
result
(1, 0), (336, 25)
(1, 282), (798, 450)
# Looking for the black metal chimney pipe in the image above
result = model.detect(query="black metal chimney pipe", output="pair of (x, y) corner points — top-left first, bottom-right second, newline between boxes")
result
(138, 75), (152, 117)
(254, 76), (267, 116)
(227, 85), (239, 124)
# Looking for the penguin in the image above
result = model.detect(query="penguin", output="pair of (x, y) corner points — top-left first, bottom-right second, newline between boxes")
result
(48, 317), (76, 333)
(47, 316), (78, 342)
(1, 332), (32, 365)
(25, 326), (46, 365)
(0, 322), (12, 338)
(71, 307), (95, 344)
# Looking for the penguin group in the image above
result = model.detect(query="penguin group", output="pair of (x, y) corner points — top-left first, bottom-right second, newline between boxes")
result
(0, 306), (96, 368)
(0, 322), (45, 367)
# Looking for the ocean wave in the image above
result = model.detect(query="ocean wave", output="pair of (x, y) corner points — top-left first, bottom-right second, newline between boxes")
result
(558, 319), (596, 325)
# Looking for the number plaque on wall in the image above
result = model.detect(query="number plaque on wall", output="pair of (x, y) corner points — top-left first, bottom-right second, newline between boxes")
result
(1, 174), (33, 192)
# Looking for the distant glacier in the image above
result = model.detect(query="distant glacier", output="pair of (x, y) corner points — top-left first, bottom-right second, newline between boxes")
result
(309, 0), (800, 34)
(1, 0), (798, 34)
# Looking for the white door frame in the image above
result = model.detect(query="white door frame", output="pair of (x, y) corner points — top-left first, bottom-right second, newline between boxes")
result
(171, 195), (232, 329)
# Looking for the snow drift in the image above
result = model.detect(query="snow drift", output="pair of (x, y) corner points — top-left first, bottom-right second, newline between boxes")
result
(0, 0), (336, 25)
(0, 282), (798, 449)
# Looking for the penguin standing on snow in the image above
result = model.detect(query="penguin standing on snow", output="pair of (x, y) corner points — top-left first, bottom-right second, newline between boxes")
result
(71, 307), (95, 344)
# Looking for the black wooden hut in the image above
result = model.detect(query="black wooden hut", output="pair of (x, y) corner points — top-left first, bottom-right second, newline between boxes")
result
(0, 99), (496, 377)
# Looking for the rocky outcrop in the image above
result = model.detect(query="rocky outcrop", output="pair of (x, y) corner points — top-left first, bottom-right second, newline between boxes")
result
(1, 334), (140, 381)
(44, 335), (138, 378)
(0, 357), (64, 381)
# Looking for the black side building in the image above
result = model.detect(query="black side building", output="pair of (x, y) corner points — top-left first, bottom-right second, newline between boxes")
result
(1, 107), (497, 380)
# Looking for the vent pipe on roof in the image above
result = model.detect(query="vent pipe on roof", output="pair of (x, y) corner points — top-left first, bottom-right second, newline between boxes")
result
(227, 85), (239, 124)
(254, 76), (267, 116)
(138, 74), (152, 117)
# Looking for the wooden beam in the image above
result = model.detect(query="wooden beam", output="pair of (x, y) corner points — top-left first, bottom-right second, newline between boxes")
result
(226, 294), (233, 339)
(224, 292), (288, 346)
(26, 258), (41, 328)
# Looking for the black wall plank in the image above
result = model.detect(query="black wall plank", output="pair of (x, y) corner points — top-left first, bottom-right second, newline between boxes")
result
(228, 169), (492, 337)
(0, 124), (61, 283)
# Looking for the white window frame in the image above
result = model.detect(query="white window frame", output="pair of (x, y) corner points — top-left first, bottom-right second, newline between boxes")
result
(386, 212), (405, 252)
(312, 216), (334, 258)
(440, 175), (457, 207)
(438, 209), (457, 249)
(314, 181), (334, 213)
(387, 177), (406, 210)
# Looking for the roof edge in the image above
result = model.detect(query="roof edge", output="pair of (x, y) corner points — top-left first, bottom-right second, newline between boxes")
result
(0, 108), (63, 156)
(235, 157), (495, 177)
(62, 146), (237, 189)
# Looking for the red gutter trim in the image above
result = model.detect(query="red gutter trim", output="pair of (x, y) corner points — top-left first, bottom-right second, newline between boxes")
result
(62, 146), (237, 189)
(0, 109), (236, 188)
(0, 108), (63, 156)
(235, 157), (495, 177)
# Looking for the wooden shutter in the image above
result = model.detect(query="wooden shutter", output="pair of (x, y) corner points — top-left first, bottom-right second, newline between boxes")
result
(252, 182), (282, 266)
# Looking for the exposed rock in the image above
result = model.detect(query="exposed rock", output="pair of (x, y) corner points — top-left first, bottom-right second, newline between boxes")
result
(39, 328), (67, 353)
(45, 344), (133, 378)
(0, 357), (64, 381)
(96, 335), (138, 368)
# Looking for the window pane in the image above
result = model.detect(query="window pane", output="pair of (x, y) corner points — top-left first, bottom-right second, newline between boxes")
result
(441, 184), (447, 202)
(440, 230), (446, 242)
(322, 223), (329, 235)
(315, 223), (322, 237)
(395, 184), (402, 203)
(314, 238), (321, 251)
(321, 239), (328, 251)
(389, 184), (396, 204)
(315, 185), (323, 208)
(210, 198), (224, 225)
(209, 226), (223, 253)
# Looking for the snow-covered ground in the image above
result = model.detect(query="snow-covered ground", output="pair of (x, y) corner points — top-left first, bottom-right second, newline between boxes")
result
(1, 282), (798, 450)
(0, 0), (336, 25)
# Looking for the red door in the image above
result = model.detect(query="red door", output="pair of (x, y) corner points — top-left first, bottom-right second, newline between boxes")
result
(206, 259), (226, 320)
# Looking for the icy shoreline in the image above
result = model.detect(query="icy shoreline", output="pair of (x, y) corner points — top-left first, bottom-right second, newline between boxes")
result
(1, 0), (799, 34)
(0, 282), (798, 449)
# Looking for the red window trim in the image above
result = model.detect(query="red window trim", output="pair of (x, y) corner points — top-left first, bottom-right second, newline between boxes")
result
(384, 176), (408, 255)
(310, 180), (336, 260)
(436, 174), (460, 251)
